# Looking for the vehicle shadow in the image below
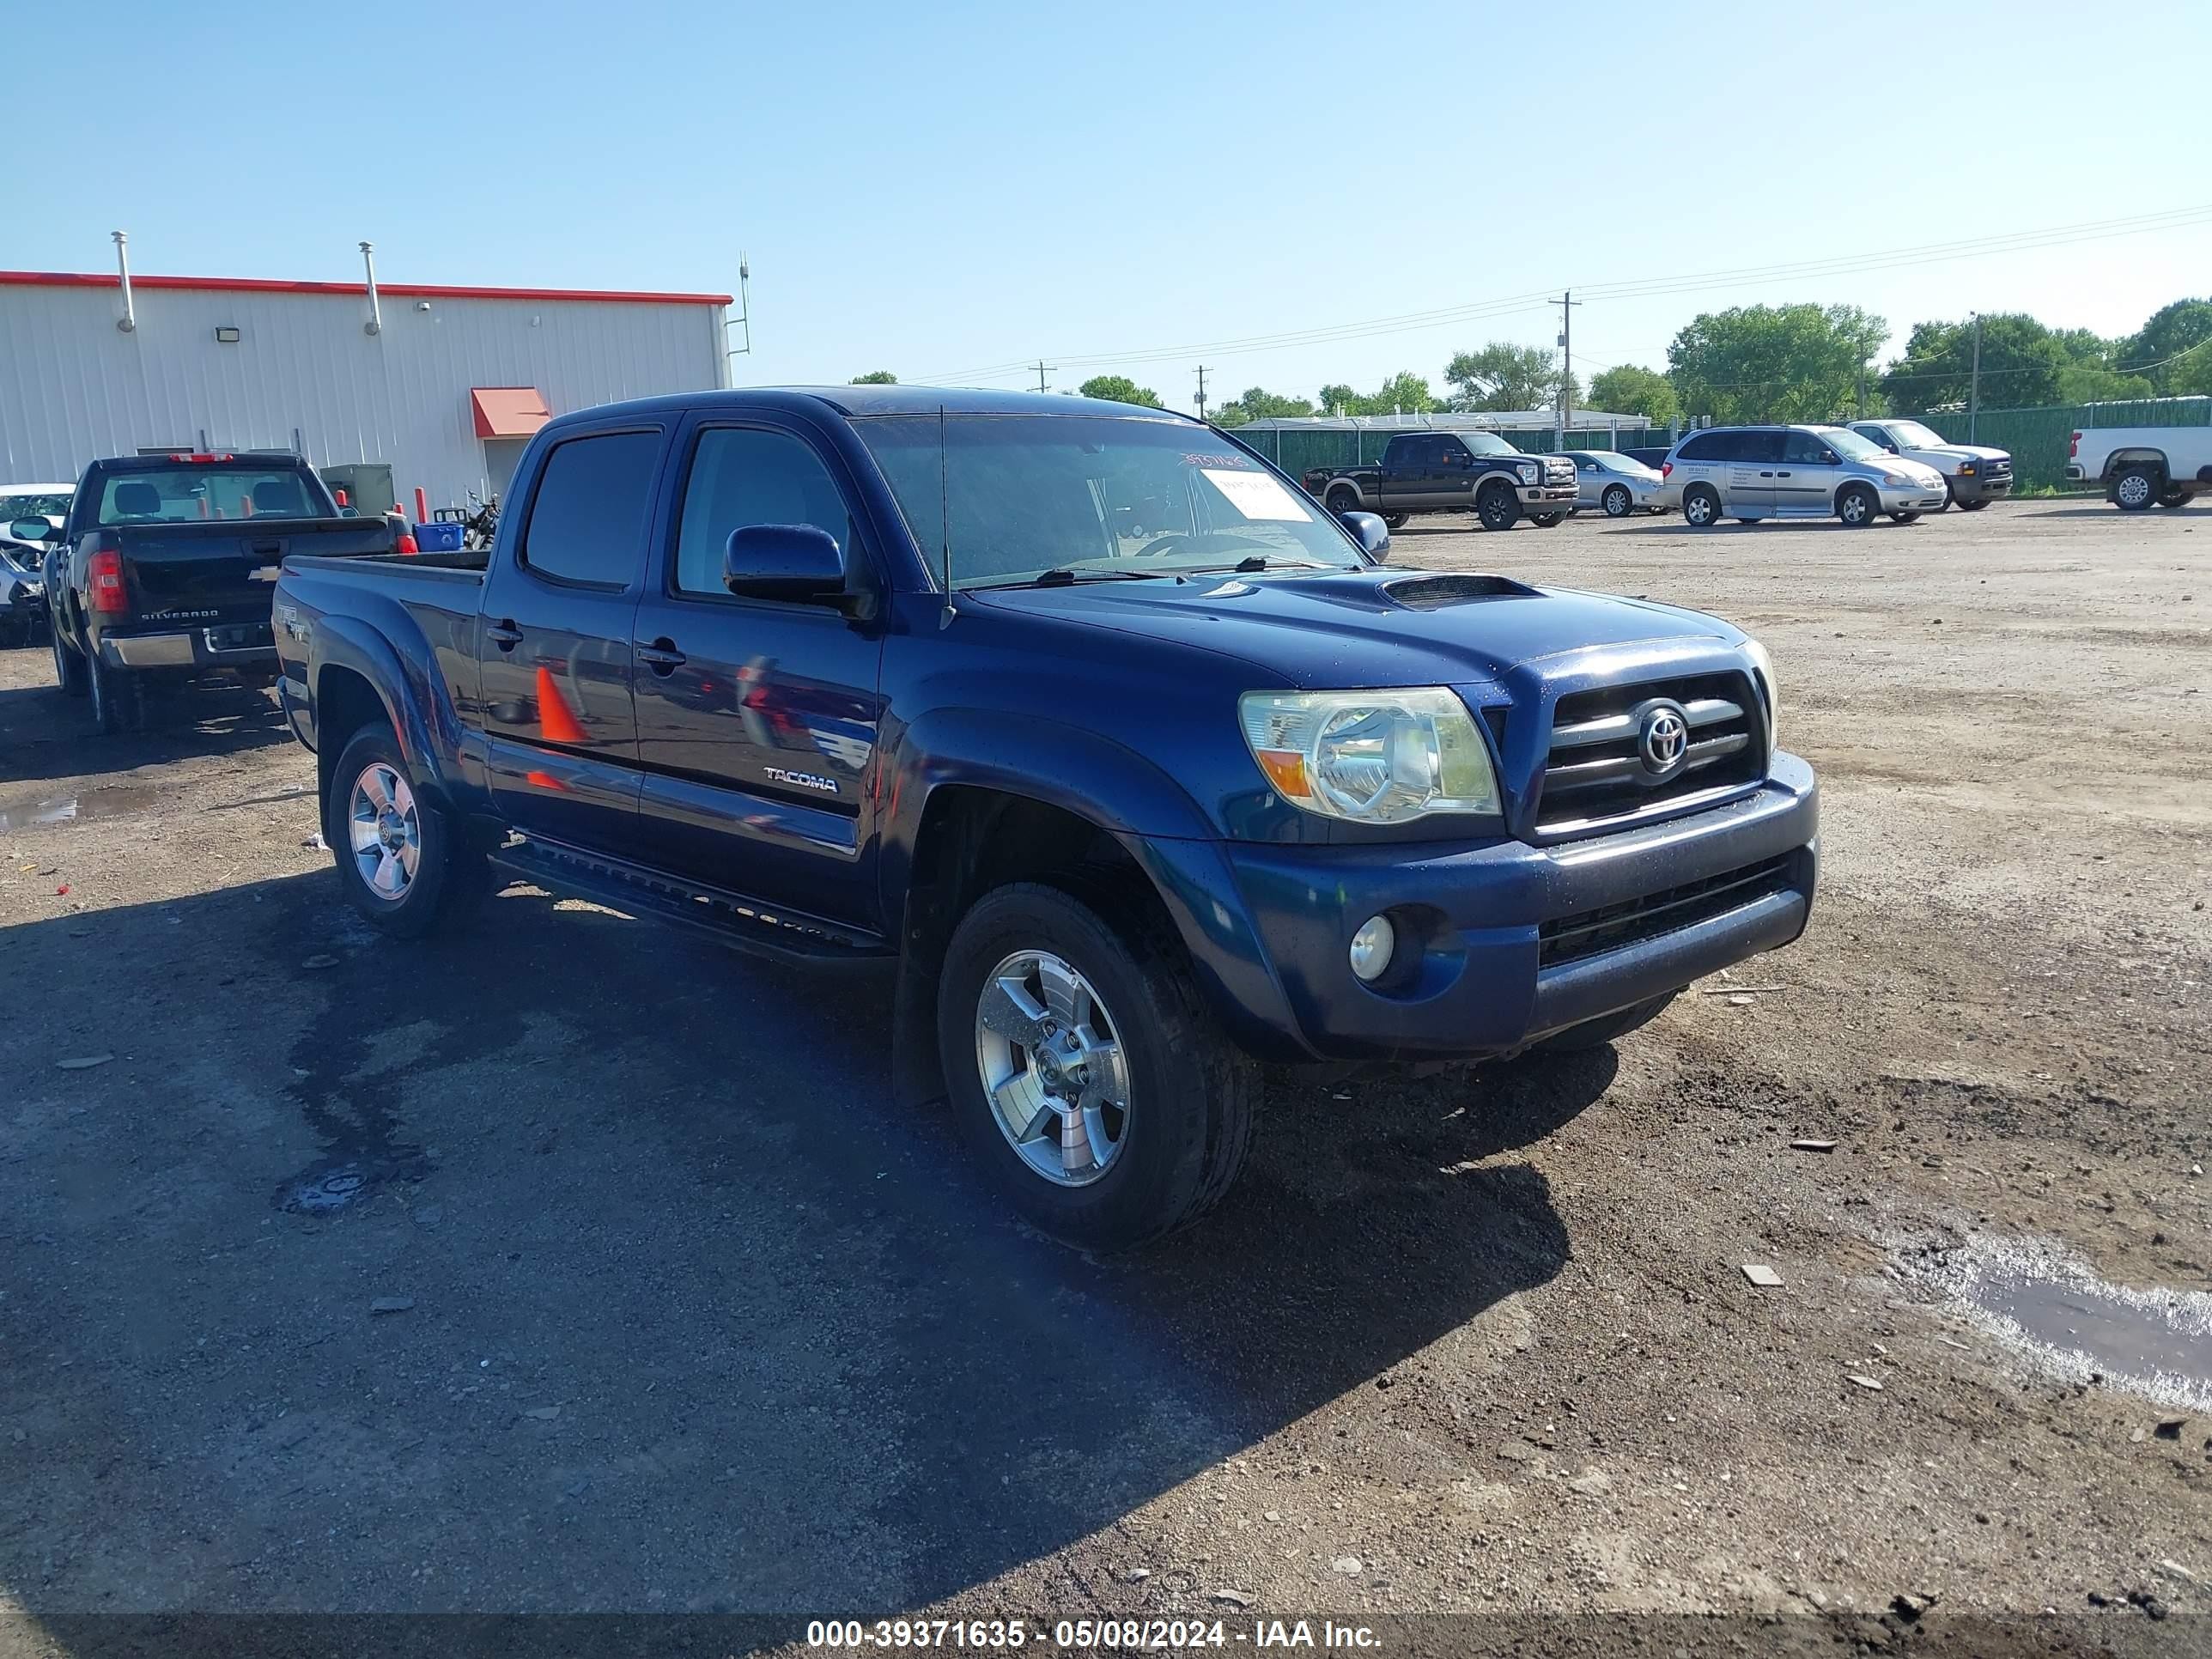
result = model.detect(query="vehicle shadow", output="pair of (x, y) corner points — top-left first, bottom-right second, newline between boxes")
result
(0, 674), (290, 785)
(0, 867), (1605, 1620)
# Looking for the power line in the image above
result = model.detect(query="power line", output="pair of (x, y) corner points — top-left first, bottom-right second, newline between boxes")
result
(1031, 359), (1056, 392)
(917, 204), (2212, 386)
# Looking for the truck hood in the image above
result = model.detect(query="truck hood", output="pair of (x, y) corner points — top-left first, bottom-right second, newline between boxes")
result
(1910, 443), (2009, 466)
(968, 567), (1741, 689)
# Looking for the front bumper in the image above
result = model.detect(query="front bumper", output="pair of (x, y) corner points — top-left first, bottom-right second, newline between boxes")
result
(1946, 471), (2012, 504)
(1876, 479), (1949, 514)
(1216, 755), (1819, 1060)
(100, 622), (278, 672)
(1518, 483), (1579, 510)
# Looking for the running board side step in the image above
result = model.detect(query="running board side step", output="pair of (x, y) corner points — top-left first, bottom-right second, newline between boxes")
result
(489, 836), (893, 964)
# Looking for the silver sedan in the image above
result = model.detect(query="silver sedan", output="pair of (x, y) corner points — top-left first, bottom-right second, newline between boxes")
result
(1565, 451), (1667, 517)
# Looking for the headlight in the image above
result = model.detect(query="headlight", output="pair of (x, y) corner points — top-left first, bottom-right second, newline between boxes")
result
(1955, 460), (1977, 476)
(1241, 688), (1500, 823)
(1516, 462), (1538, 485)
(1879, 471), (1914, 487)
(1741, 638), (1779, 747)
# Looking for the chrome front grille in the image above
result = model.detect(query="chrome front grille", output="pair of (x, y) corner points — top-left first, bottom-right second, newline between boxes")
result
(1536, 671), (1765, 835)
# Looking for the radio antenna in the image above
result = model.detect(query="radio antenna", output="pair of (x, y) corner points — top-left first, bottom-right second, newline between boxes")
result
(938, 404), (956, 628)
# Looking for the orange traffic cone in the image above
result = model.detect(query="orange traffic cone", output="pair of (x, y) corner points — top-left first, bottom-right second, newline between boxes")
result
(536, 665), (589, 744)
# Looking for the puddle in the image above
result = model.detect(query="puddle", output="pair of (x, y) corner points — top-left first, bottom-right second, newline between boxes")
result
(0, 784), (162, 833)
(1922, 1235), (2212, 1412)
(273, 1150), (428, 1214)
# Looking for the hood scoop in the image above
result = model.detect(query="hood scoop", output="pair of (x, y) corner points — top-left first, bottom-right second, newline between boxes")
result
(1382, 572), (1540, 611)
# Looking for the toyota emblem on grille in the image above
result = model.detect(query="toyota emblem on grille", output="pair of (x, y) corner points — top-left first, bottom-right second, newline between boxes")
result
(1638, 702), (1689, 775)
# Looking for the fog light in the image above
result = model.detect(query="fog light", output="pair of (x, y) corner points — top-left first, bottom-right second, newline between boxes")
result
(1348, 914), (1396, 982)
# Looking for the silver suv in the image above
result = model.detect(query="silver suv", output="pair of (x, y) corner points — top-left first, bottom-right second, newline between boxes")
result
(1659, 425), (1948, 527)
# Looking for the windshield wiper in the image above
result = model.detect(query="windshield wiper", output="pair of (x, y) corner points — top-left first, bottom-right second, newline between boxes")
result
(975, 567), (1180, 591)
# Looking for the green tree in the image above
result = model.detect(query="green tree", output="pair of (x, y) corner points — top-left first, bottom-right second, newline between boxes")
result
(1669, 304), (1887, 425)
(1312, 372), (1437, 416)
(1444, 343), (1565, 411)
(848, 370), (898, 384)
(1210, 386), (1315, 427)
(1586, 363), (1680, 428)
(2124, 298), (2212, 389)
(1077, 374), (1163, 408)
(1881, 314), (2063, 413)
(2057, 362), (2156, 404)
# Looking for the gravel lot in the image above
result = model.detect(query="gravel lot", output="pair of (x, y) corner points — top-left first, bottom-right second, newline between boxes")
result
(1, 500), (2207, 1650)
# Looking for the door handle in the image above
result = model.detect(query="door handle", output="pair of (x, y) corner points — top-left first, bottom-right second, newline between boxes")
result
(1774, 471), (1791, 477)
(485, 620), (523, 650)
(1759, 471), (1776, 477)
(636, 638), (687, 676)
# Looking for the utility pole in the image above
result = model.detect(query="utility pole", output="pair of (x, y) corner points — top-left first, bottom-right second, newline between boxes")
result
(1032, 360), (1056, 393)
(1967, 313), (1982, 442)
(1194, 364), (1209, 422)
(1552, 292), (1582, 442)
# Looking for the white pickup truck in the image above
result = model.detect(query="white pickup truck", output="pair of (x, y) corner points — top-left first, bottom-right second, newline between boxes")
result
(2067, 422), (2212, 510)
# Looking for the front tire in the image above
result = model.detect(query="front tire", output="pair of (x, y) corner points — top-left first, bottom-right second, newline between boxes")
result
(1837, 483), (1877, 527)
(1959, 497), (1990, 511)
(2112, 465), (2160, 512)
(1890, 511), (1921, 524)
(1681, 485), (1721, 527)
(937, 882), (1257, 1250)
(324, 726), (483, 939)
(1601, 484), (1632, 518)
(1475, 482), (1519, 532)
(2159, 486), (2191, 509)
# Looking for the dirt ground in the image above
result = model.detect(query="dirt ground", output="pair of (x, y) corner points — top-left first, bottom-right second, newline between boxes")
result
(1, 500), (2206, 1653)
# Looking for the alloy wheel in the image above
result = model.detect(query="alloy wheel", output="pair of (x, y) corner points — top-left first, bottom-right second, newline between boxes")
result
(973, 949), (1131, 1188)
(348, 762), (422, 902)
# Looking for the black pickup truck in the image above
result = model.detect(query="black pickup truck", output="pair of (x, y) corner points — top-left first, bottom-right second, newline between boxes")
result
(270, 386), (1818, 1250)
(19, 453), (400, 732)
(1303, 431), (1579, 532)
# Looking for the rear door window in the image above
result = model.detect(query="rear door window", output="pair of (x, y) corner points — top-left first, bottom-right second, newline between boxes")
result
(522, 430), (663, 587)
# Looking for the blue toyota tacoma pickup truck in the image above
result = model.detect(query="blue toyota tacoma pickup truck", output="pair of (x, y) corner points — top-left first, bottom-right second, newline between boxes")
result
(271, 386), (1818, 1249)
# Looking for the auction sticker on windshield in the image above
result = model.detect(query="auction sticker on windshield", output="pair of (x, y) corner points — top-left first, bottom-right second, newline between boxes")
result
(1202, 469), (1314, 522)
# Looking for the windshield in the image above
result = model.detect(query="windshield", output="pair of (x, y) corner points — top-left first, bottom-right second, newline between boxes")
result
(95, 466), (328, 526)
(1818, 428), (1888, 462)
(0, 492), (70, 521)
(1885, 421), (1948, 448)
(854, 415), (1366, 590)
(1459, 430), (1516, 456)
(1578, 451), (1643, 470)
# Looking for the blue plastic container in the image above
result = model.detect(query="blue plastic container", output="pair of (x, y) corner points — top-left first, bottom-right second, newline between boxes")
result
(412, 521), (465, 553)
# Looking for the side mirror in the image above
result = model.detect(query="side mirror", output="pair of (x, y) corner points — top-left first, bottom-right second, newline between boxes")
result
(1818, 452), (1839, 465)
(1882, 443), (1899, 454)
(1341, 510), (1391, 561)
(725, 522), (846, 600)
(9, 518), (57, 545)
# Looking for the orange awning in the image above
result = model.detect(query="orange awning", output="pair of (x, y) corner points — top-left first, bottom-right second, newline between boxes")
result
(471, 386), (552, 439)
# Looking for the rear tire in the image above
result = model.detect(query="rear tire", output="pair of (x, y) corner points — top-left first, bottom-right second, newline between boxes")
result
(1837, 483), (1877, 527)
(1681, 485), (1721, 527)
(936, 882), (1257, 1251)
(324, 726), (484, 939)
(86, 650), (143, 734)
(1532, 993), (1674, 1055)
(1475, 482), (1519, 532)
(1890, 511), (1922, 524)
(2159, 486), (2191, 509)
(1601, 484), (1632, 518)
(2112, 465), (2160, 511)
(52, 625), (87, 696)
(1325, 485), (1359, 517)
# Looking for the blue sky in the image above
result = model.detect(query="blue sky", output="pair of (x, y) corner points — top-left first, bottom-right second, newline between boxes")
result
(10, 0), (2209, 413)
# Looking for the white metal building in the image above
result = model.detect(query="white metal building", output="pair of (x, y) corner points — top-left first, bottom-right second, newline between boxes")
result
(0, 258), (733, 513)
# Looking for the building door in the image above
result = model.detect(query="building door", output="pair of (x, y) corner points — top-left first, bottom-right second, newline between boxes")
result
(483, 438), (530, 500)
